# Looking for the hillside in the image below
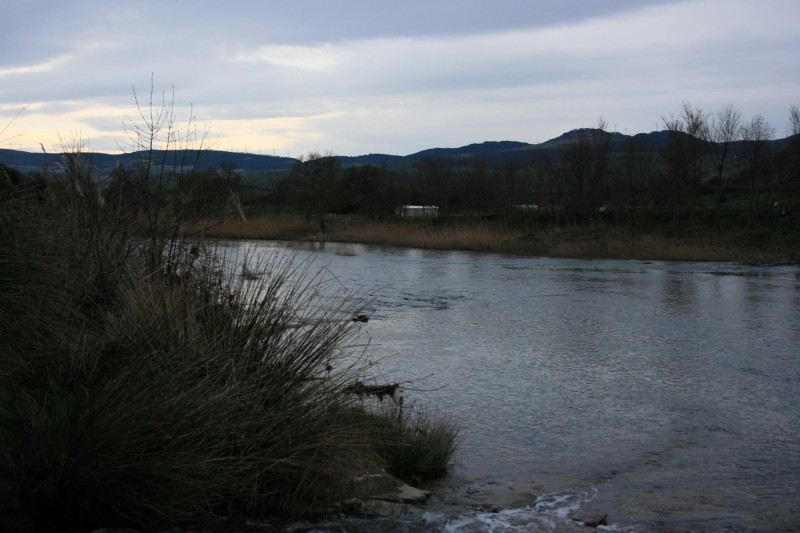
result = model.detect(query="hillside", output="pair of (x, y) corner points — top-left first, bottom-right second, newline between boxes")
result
(1, 129), (795, 176)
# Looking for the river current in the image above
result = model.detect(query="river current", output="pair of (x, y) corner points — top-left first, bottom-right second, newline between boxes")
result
(225, 241), (800, 532)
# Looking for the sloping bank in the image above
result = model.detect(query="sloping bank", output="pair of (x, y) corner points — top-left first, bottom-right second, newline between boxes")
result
(0, 183), (457, 530)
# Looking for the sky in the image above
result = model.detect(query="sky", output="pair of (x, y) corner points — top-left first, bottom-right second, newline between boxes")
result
(1, 0), (798, 158)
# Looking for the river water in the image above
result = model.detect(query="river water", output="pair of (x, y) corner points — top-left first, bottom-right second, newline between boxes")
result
(227, 241), (800, 532)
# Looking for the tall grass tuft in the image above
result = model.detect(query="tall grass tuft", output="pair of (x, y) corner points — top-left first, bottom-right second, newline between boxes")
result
(368, 402), (460, 485)
(0, 154), (457, 529)
(339, 397), (460, 487)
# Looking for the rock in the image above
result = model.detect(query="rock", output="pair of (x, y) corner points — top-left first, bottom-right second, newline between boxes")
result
(572, 511), (608, 527)
(351, 469), (397, 500)
(361, 499), (406, 518)
(336, 467), (431, 519)
(428, 477), (540, 510)
(334, 498), (367, 515)
(394, 481), (430, 504)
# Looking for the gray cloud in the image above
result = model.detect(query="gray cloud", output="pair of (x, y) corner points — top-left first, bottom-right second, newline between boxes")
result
(2, 0), (798, 155)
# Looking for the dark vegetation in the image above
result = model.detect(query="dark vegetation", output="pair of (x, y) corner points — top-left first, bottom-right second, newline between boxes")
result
(0, 89), (458, 531)
(262, 107), (800, 235)
(202, 103), (799, 262)
(9, 101), (794, 261)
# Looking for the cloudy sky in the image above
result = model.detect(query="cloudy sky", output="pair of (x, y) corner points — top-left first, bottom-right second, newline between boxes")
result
(1, 0), (798, 157)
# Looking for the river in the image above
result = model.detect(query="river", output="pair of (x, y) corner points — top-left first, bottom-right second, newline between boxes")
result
(226, 240), (800, 532)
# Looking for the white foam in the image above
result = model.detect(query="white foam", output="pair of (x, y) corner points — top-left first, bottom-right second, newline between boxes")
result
(417, 488), (602, 532)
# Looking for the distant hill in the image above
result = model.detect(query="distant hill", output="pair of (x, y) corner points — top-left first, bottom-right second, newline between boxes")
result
(0, 148), (297, 175)
(1, 130), (795, 176)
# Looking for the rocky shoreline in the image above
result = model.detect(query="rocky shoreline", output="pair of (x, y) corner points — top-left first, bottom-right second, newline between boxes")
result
(289, 473), (609, 532)
(1, 472), (610, 532)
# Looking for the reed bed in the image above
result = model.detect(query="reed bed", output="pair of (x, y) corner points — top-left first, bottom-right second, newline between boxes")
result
(534, 227), (796, 263)
(201, 216), (523, 252)
(198, 215), (797, 263)
(324, 220), (521, 252)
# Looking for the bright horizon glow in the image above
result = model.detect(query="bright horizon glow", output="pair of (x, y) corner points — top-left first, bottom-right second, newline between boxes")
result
(1, 0), (798, 157)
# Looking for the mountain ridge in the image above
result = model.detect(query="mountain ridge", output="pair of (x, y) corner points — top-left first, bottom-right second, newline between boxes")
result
(1, 129), (795, 174)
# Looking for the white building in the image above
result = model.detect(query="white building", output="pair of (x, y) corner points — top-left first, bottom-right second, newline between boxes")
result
(396, 205), (439, 218)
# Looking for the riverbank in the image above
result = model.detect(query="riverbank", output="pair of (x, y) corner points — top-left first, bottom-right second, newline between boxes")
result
(197, 215), (800, 264)
(0, 189), (459, 530)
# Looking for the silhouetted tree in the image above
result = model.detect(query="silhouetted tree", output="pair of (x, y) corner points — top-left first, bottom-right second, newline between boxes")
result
(289, 152), (341, 231)
(559, 120), (613, 223)
(415, 157), (451, 215)
(460, 157), (493, 215)
(494, 159), (531, 224)
(739, 114), (775, 226)
(532, 153), (563, 225)
(341, 163), (396, 219)
(660, 102), (707, 221)
(617, 136), (658, 227)
(117, 78), (210, 273)
(708, 105), (742, 232)
(786, 105), (800, 212)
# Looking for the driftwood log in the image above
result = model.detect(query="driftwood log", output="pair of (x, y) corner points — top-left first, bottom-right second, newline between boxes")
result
(345, 381), (400, 401)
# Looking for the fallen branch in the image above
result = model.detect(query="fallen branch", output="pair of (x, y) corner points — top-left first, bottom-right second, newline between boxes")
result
(345, 381), (400, 401)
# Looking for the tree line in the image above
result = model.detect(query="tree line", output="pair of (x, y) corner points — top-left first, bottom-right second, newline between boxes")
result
(4, 101), (798, 235)
(260, 103), (800, 231)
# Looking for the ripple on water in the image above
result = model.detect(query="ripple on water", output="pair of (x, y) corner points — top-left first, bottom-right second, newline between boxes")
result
(230, 243), (800, 531)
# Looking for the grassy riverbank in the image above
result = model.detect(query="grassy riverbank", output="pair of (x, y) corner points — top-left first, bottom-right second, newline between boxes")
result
(199, 213), (800, 264)
(0, 180), (458, 530)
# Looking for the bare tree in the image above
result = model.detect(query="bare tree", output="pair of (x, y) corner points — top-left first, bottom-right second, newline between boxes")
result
(618, 136), (658, 228)
(559, 119), (613, 224)
(491, 160), (534, 226)
(415, 157), (451, 215)
(289, 151), (341, 232)
(560, 134), (595, 224)
(660, 102), (707, 220)
(116, 76), (211, 274)
(708, 105), (742, 231)
(740, 114), (775, 225)
(532, 152), (562, 225)
(788, 105), (800, 137)
(787, 105), (800, 211)
(459, 157), (493, 215)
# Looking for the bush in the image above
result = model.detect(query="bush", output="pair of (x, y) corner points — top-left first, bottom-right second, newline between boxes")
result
(345, 401), (460, 486)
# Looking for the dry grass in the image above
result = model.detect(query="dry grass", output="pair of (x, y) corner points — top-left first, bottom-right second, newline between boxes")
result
(531, 228), (737, 262)
(324, 220), (522, 252)
(200, 217), (524, 252)
(533, 227), (796, 263)
(199, 215), (797, 263)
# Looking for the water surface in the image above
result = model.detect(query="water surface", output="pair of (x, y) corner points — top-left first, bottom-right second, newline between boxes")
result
(232, 241), (800, 531)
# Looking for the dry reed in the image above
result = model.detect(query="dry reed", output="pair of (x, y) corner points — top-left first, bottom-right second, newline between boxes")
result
(195, 214), (798, 263)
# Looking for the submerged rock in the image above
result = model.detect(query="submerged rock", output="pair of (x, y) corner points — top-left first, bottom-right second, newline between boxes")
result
(334, 467), (430, 518)
(572, 510), (608, 527)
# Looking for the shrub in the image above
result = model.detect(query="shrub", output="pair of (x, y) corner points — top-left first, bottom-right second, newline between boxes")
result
(345, 400), (460, 486)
